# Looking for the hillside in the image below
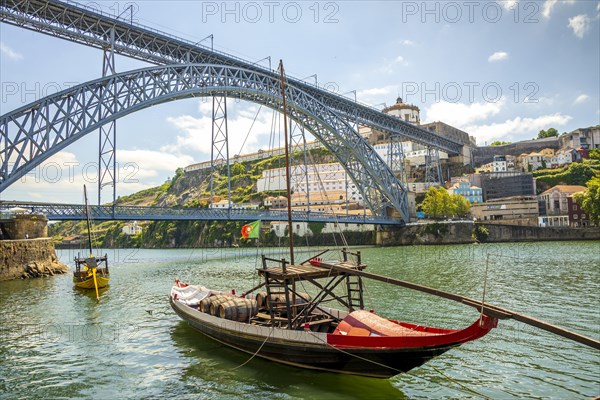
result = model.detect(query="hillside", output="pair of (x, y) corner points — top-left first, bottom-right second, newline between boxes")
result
(49, 147), (348, 248)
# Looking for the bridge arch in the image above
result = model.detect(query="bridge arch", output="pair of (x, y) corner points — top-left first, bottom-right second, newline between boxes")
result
(0, 64), (408, 222)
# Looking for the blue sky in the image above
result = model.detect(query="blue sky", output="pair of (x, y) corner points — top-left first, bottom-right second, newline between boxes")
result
(1, 0), (598, 203)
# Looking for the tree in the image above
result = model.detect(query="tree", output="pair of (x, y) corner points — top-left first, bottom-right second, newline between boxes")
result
(231, 162), (246, 176)
(567, 163), (595, 186)
(490, 141), (511, 146)
(538, 128), (559, 139)
(452, 194), (471, 216)
(420, 187), (470, 219)
(589, 148), (600, 160)
(573, 177), (600, 225)
(421, 186), (446, 218)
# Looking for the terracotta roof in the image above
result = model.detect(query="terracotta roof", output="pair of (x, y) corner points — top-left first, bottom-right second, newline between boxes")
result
(541, 185), (587, 195)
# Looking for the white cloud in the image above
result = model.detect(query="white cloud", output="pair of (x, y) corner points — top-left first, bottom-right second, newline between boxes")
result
(395, 55), (405, 63)
(542, 0), (576, 18)
(117, 149), (194, 180)
(568, 14), (590, 38)
(466, 113), (572, 143)
(164, 101), (275, 158)
(2, 149), (189, 203)
(499, 0), (519, 10)
(542, 0), (558, 18)
(0, 42), (23, 61)
(400, 39), (415, 46)
(357, 85), (396, 98)
(423, 99), (505, 128)
(356, 85), (398, 107)
(488, 51), (508, 62)
(574, 94), (589, 104)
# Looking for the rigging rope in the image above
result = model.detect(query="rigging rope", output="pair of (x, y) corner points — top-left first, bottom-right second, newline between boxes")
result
(236, 104), (263, 157)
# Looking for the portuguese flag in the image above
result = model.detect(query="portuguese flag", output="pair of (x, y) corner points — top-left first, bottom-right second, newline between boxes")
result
(241, 220), (260, 239)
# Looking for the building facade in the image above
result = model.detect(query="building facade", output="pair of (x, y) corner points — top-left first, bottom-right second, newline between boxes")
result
(470, 196), (539, 226)
(447, 181), (483, 203)
(480, 172), (536, 201)
(539, 185), (587, 215)
(560, 126), (600, 150)
(256, 163), (364, 204)
(567, 195), (591, 227)
(122, 222), (143, 236)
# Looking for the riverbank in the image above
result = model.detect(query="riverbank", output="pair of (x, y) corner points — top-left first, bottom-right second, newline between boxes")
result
(0, 238), (68, 280)
(376, 221), (600, 246)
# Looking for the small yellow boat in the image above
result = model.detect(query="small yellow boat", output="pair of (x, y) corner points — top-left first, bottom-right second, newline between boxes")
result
(72, 184), (110, 301)
(73, 255), (110, 290)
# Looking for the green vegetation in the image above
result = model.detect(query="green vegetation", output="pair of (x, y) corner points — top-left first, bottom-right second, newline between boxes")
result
(573, 177), (600, 225)
(589, 148), (600, 160)
(535, 162), (599, 192)
(49, 146), (366, 249)
(490, 141), (511, 146)
(472, 224), (490, 242)
(419, 186), (471, 219)
(537, 128), (559, 139)
(114, 180), (171, 206)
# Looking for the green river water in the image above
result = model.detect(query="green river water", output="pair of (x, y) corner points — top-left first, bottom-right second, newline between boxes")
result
(1, 241), (598, 399)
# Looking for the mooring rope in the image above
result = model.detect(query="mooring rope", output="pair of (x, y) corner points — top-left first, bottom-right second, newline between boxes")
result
(231, 327), (275, 371)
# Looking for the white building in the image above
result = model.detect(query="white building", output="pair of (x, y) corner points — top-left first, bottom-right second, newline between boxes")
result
(256, 163), (364, 204)
(477, 155), (509, 173)
(383, 97), (421, 125)
(122, 222), (143, 236)
(209, 199), (259, 209)
(550, 149), (575, 168)
(269, 221), (374, 238)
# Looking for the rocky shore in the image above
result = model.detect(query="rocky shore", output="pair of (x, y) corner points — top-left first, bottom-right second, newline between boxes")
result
(0, 238), (68, 280)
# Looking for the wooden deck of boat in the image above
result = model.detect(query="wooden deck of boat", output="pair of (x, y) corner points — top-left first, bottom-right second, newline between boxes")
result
(257, 261), (366, 281)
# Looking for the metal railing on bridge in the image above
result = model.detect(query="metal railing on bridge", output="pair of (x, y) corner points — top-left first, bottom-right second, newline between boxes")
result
(0, 201), (402, 225)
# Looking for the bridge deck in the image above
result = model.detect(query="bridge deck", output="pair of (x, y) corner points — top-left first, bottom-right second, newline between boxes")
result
(0, 201), (403, 225)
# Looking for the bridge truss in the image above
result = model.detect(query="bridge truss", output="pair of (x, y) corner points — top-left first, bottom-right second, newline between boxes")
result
(0, 64), (409, 221)
(0, 0), (465, 224)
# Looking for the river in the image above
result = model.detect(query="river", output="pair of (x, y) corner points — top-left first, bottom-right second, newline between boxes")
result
(1, 241), (598, 399)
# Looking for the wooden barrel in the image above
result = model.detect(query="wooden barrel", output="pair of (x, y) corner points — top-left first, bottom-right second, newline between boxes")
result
(218, 298), (258, 321)
(255, 291), (268, 308)
(199, 294), (229, 314)
(267, 292), (312, 306)
(209, 295), (234, 316)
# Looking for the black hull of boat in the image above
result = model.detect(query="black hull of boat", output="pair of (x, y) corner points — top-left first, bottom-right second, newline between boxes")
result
(170, 296), (455, 378)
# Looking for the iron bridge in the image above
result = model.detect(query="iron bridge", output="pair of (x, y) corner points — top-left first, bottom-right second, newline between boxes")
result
(0, 201), (401, 225)
(0, 0), (466, 225)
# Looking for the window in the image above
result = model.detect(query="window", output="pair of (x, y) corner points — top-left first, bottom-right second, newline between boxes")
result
(573, 205), (577, 211)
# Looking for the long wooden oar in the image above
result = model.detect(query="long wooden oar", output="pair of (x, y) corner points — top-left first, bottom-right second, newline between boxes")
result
(317, 261), (600, 350)
(92, 267), (100, 302)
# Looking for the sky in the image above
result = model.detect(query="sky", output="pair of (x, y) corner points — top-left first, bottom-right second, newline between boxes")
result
(0, 0), (598, 204)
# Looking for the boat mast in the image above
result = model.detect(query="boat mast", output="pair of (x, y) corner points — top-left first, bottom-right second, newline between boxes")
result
(279, 60), (295, 265)
(83, 184), (93, 257)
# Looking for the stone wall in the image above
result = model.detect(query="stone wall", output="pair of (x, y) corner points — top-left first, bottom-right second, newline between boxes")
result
(473, 137), (560, 166)
(376, 222), (477, 246)
(3, 214), (48, 240)
(482, 224), (600, 242)
(0, 238), (68, 280)
(376, 221), (600, 246)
